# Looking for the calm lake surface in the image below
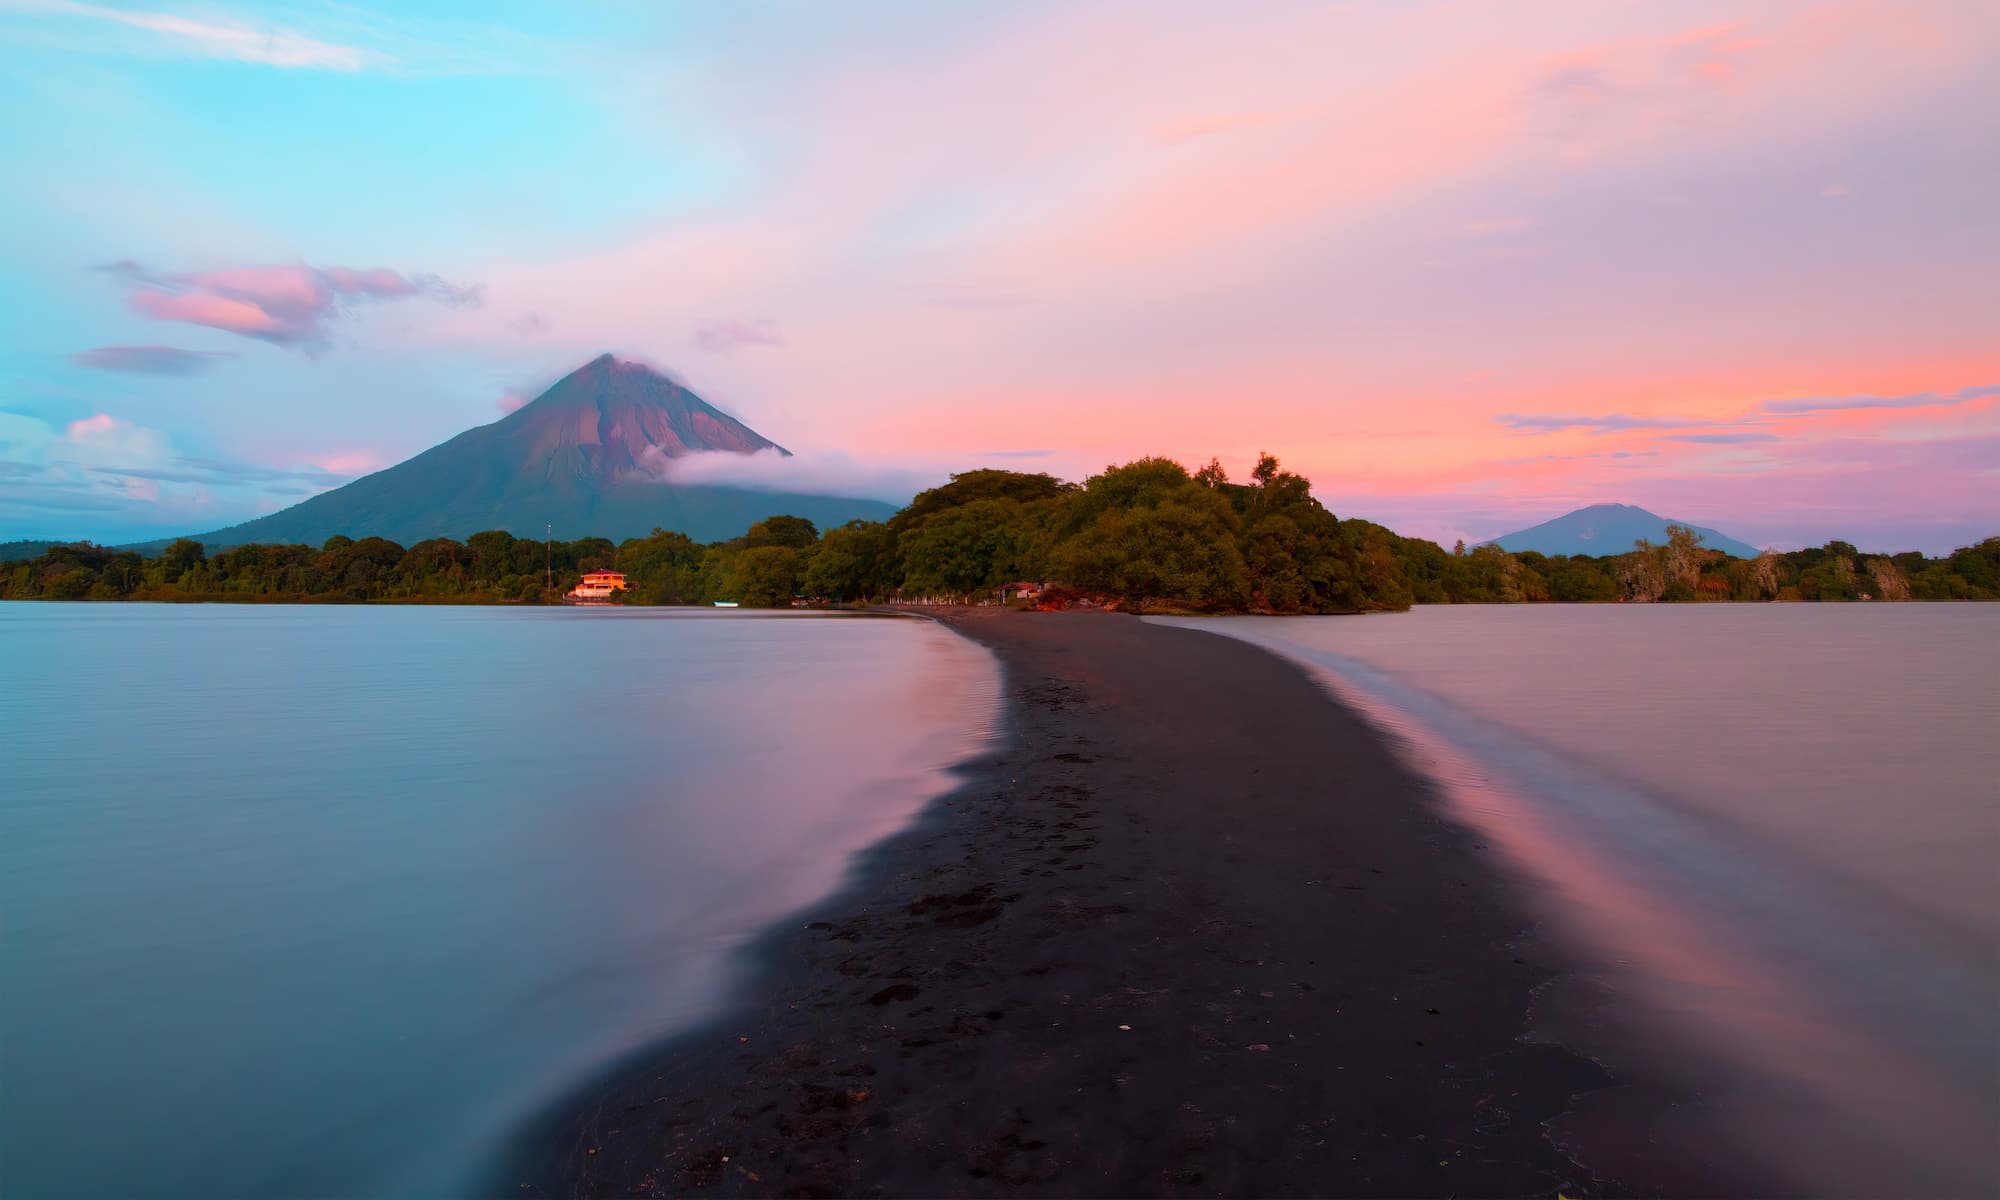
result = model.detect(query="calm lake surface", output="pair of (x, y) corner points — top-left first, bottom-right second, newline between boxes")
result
(0, 606), (997, 1200)
(1158, 605), (1999, 1197)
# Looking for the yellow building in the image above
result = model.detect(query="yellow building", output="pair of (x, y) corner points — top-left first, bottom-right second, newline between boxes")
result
(567, 570), (628, 601)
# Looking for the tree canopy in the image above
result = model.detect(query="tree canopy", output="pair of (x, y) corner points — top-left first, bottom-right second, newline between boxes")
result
(4, 454), (1993, 608)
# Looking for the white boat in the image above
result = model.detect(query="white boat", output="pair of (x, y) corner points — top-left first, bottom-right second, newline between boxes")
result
(712, 600), (740, 608)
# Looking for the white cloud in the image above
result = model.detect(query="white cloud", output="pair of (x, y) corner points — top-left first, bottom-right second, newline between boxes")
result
(11, 0), (383, 70)
(655, 448), (953, 505)
(0, 409), (367, 539)
(63, 412), (173, 464)
(0, 410), (59, 459)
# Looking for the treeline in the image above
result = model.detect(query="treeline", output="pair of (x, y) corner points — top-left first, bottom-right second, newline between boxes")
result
(1371, 523), (2000, 603)
(4, 454), (1996, 607)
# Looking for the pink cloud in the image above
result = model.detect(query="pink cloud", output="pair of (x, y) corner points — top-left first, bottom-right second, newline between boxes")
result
(65, 413), (119, 440)
(103, 260), (482, 353)
(1672, 23), (1762, 86)
(54, 412), (175, 469)
(130, 289), (289, 338)
(315, 452), (384, 476)
(68, 344), (231, 375)
(418, 0), (1991, 558)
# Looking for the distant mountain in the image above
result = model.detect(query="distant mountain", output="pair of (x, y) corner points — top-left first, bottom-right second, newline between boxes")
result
(185, 355), (894, 548)
(1484, 503), (1762, 559)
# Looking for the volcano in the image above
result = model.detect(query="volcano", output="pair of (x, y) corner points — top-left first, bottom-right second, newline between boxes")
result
(1484, 503), (1762, 558)
(186, 355), (894, 547)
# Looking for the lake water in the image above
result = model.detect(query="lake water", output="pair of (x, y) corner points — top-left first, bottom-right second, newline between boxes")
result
(1156, 606), (1999, 1197)
(0, 605), (997, 1200)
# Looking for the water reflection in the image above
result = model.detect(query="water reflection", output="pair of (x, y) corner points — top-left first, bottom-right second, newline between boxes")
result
(1156, 612), (1998, 1197)
(0, 606), (998, 1200)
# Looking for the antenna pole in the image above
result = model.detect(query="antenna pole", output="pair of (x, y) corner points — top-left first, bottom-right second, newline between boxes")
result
(546, 524), (552, 592)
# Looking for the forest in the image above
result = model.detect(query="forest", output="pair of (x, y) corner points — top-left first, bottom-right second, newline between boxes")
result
(4, 454), (1996, 608)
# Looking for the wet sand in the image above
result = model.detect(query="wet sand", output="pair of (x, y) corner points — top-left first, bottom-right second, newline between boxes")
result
(509, 609), (1673, 1197)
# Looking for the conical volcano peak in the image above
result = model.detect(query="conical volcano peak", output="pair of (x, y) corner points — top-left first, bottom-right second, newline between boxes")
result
(529, 353), (671, 399)
(507, 355), (785, 466)
(582, 352), (673, 377)
(1485, 503), (1761, 558)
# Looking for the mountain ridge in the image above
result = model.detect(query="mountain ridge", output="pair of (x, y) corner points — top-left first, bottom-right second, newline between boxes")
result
(183, 356), (893, 548)
(1484, 503), (1763, 559)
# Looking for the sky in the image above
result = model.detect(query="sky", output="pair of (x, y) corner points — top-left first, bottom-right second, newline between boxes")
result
(1, 0), (1995, 553)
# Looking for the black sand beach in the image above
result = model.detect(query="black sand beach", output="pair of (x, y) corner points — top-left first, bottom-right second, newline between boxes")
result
(511, 609), (1647, 1197)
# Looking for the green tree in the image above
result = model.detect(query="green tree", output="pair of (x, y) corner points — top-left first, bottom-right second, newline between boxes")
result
(617, 528), (706, 604)
(1060, 457), (1201, 536)
(803, 521), (895, 601)
(728, 545), (802, 607)
(46, 568), (94, 600)
(1058, 490), (1247, 608)
(892, 469), (1072, 537)
(742, 515), (820, 550)
(158, 538), (206, 586)
(467, 530), (520, 583)
(900, 498), (1035, 598)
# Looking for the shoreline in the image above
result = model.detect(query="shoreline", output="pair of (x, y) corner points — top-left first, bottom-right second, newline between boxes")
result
(502, 608), (1728, 1197)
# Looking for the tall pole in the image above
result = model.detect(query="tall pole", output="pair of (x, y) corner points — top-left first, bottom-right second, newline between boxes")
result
(546, 524), (552, 592)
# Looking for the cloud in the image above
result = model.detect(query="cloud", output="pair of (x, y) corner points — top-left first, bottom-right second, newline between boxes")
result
(86, 456), (360, 488)
(0, 408), (377, 539)
(1820, 184), (1849, 198)
(1665, 432), (1782, 444)
(1539, 55), (1610, 102)
(315, 451), (381, 476)
(0, 411), (175, 514)
(64, 412), (171, 461)
(1496, 412), (1715, 433)
(693, 319), (784, 353)
(1497, 384), (1994, 450)
(656, 448), (950, 505)
(1671, 23), (1761, 89)
(174, 455), (350, 485)
(67, 344), (232, 375)
(102, 260), (483, 353)
(1491, 448), (1666, 465)
(17, 1), (384, 70)
(1760, 384), (1999, 415)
